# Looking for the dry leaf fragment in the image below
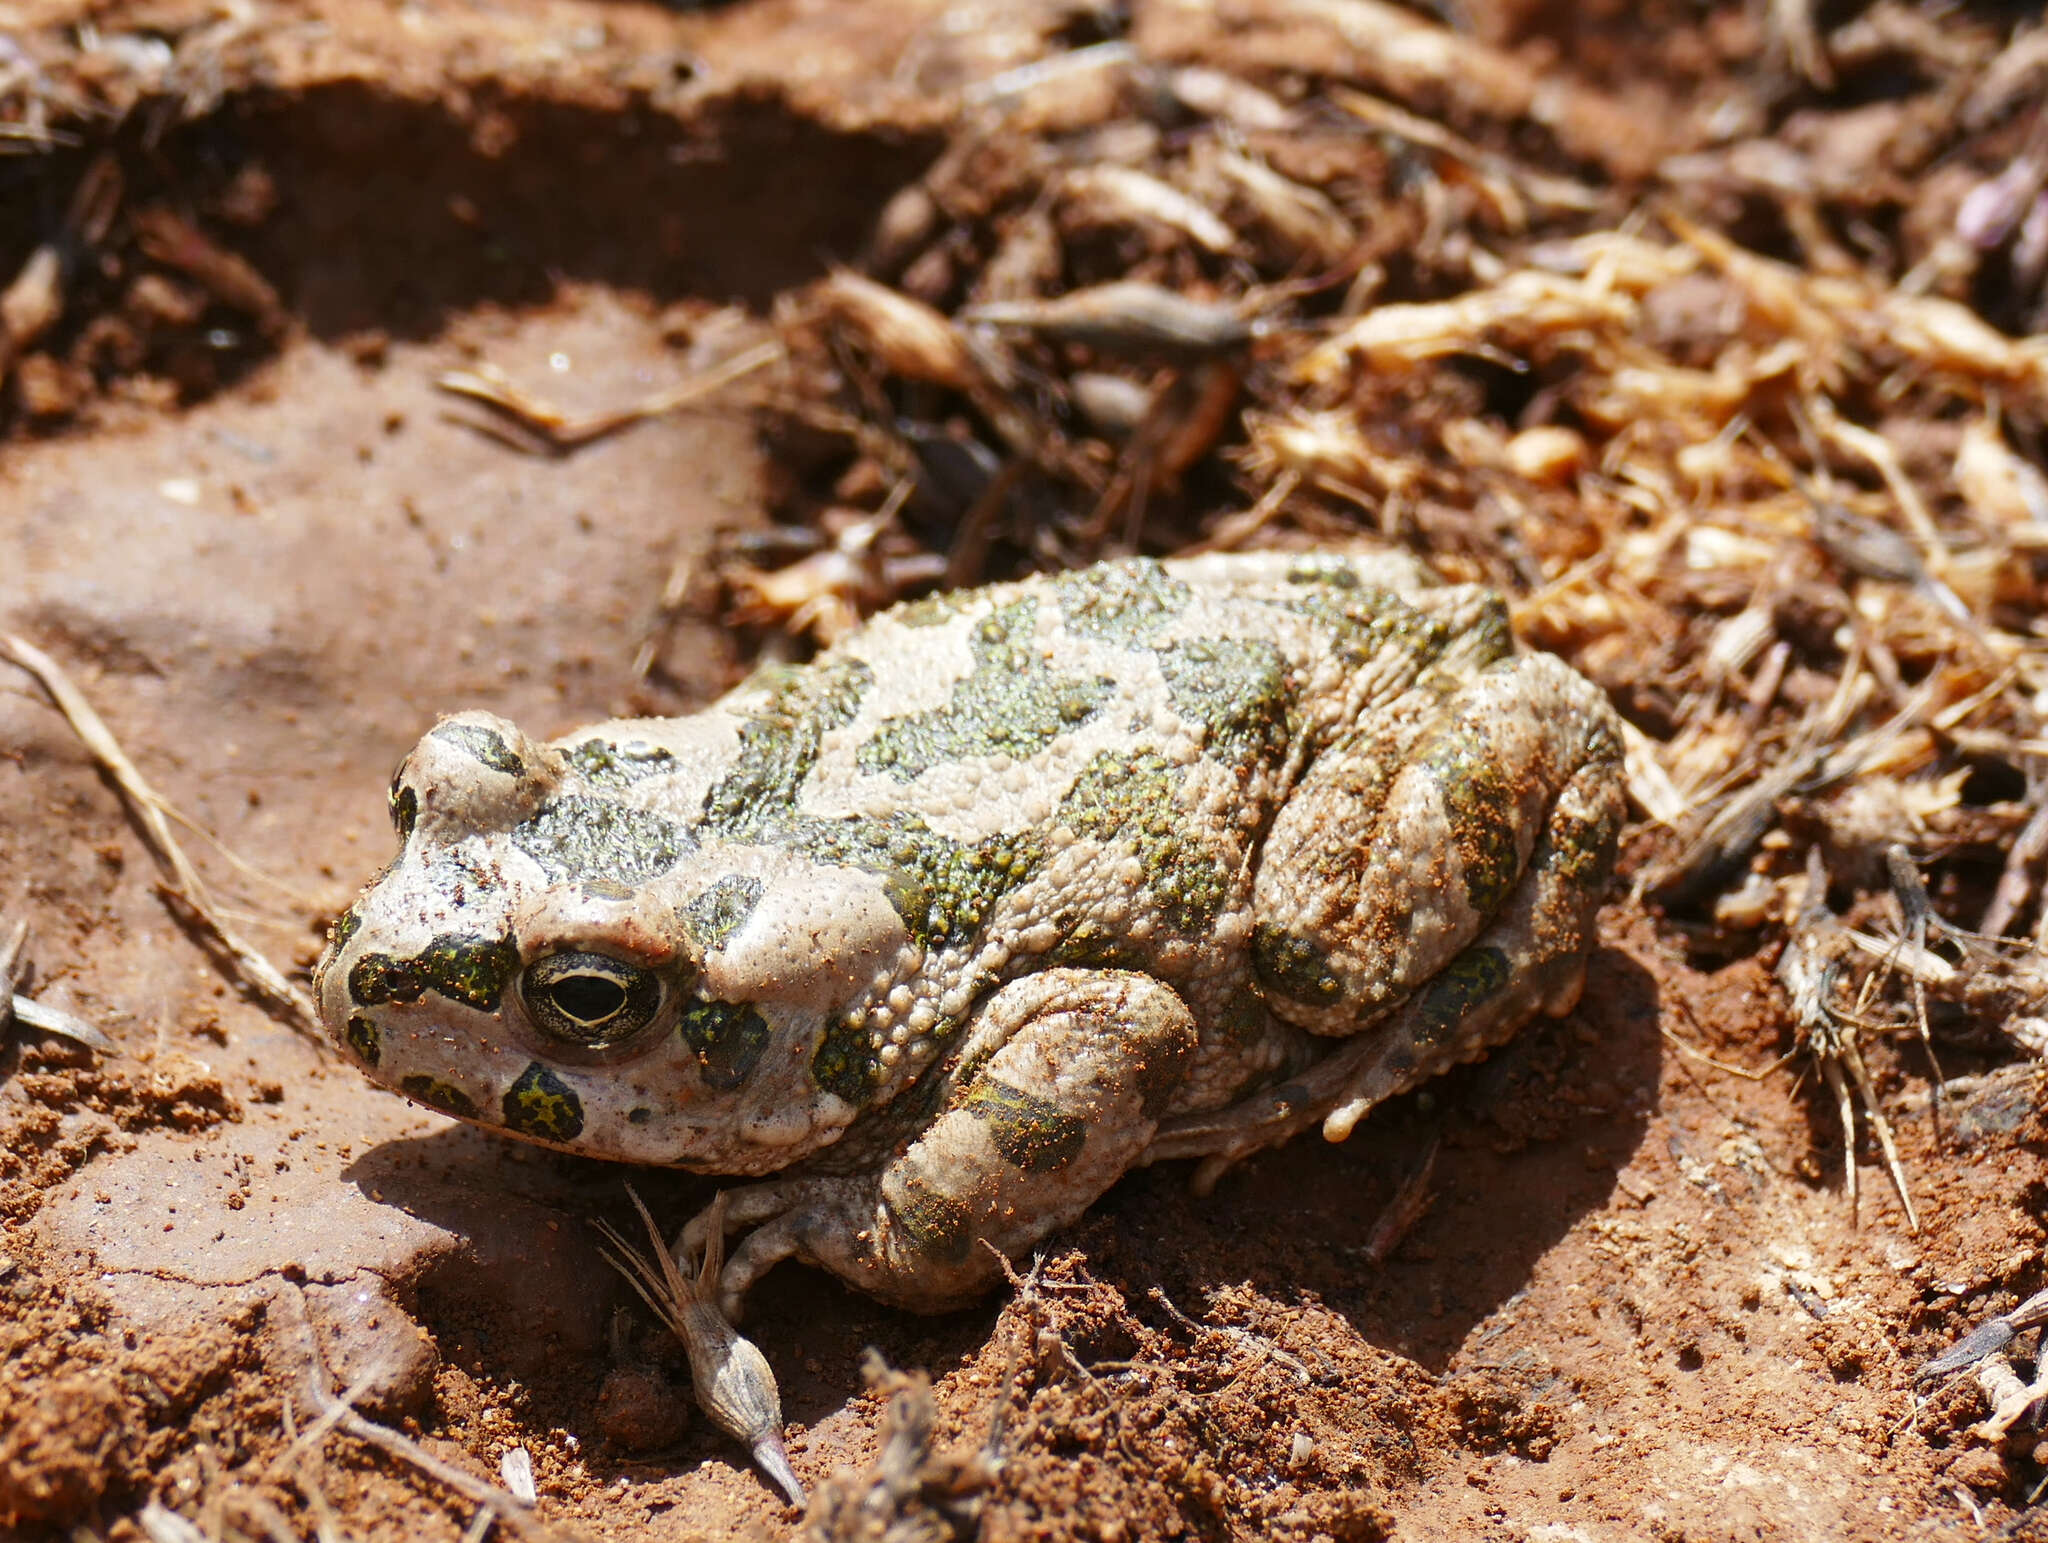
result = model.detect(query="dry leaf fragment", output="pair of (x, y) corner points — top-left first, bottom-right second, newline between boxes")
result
(1295, 269), (1634, 383)
(816, 270), (983, 392)
(1203, 148), (1355, 268)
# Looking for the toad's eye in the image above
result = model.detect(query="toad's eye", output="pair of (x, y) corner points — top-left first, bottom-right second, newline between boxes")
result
(522, 952), (664, 1048)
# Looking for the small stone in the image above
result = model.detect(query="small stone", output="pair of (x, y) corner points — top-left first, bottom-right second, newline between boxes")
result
(594, 1366), (690, 1452)
(1947, 1447), (2008, 1491)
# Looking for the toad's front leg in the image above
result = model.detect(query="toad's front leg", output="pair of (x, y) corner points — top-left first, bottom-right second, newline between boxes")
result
(681, 969), (1197, 1316)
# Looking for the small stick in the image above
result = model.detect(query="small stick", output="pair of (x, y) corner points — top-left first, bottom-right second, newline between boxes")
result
(436, 340), (784, 454)
(11, 993), (114, 1051)
(270, 1284), (541, 1534)
(0, 633), (320, 1036)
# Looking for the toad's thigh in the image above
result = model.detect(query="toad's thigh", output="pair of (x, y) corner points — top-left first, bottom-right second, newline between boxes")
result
(1251, 653), (1621, 1035)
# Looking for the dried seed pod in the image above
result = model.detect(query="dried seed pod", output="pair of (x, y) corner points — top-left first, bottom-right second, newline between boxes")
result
(1955, 417), (2048, 532)
(0, 245), (63, 376)
(1206, 149), (1354, 269)
(131, 207), (287, 338)
(963, 281), (1252, 364)
(1058, 165), (1238, 255)
(1069, 371), (1154, 438)
(596, 1189), (805, 1507)
(868, 183), (941, 275)
(1502, 424), (1589, 484)
(1167, 66), (1295, 132)
(814, 270), (980, 391)
(973, 203), (1063, 304)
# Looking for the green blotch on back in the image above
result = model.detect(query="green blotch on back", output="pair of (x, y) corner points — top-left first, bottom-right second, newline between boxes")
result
(1541, 790), (1622, 891)
(1049, 920), (1154, 972)
(1265, 584), (1448, 669)
(512, 796), (693, 884)
(349, 933), (520, 1012)
(1421, 723), (1524, 915)
(1049, 557), (1191, 643)
(679, 997), (771, 1092)
(857, 598), (1115, 782)
(1412, 945), (1512, 1045)
(400, 1075), (479, 1121)
(1286, 555), (1363, 589)
(503, 1062), (585, 1141)
(431, 720), (524, 775)
(796, 815), (1046, 950)
(702, 657), (874, 831)
(684, 875), (766, 951)
(1060, 752), (1230, 935)
(960, 1078), (1088, 1173)
(1157, 636), (1292, 763)
(889, 591), (972, 628)
(565, 738), (676, 789)
(1252, 923), (1344, 1007)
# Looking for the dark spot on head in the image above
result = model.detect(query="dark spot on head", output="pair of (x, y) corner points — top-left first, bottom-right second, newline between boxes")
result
(400, 1075), (479, 1120)
(389, 781), (418, 842)
(512, 796), (693, 884)
(683, 875), (766, 952)
(349, 933), (521, 1012)
(328, 904), (364, 956)
(678, 997), (771, 1092)
(627, 1106), (652, 1125)
(431, 720), (525, 775)
(502, 1062), (585, 1142)
(344, 1014), (381, 1066)
(812, 1014), (881, 1103)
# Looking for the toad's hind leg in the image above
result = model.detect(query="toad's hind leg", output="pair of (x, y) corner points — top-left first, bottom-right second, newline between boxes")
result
(1149, 653), (1623, 1187)
(683, 970), (1197, 1316)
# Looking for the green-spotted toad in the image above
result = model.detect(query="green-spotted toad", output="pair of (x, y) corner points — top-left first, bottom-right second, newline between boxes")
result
(317, 552), (1624, 1313)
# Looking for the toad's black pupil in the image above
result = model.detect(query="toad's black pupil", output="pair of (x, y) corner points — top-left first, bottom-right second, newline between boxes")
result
(551, 974), (626, 1024)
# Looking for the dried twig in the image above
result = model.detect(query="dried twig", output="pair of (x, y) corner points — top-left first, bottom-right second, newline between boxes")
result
(0, 634), (320, 1036)
(436, 339), (784, 454)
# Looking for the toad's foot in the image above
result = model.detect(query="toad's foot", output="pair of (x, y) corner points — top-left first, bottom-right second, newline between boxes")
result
(679, 969), (1197, 1316)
